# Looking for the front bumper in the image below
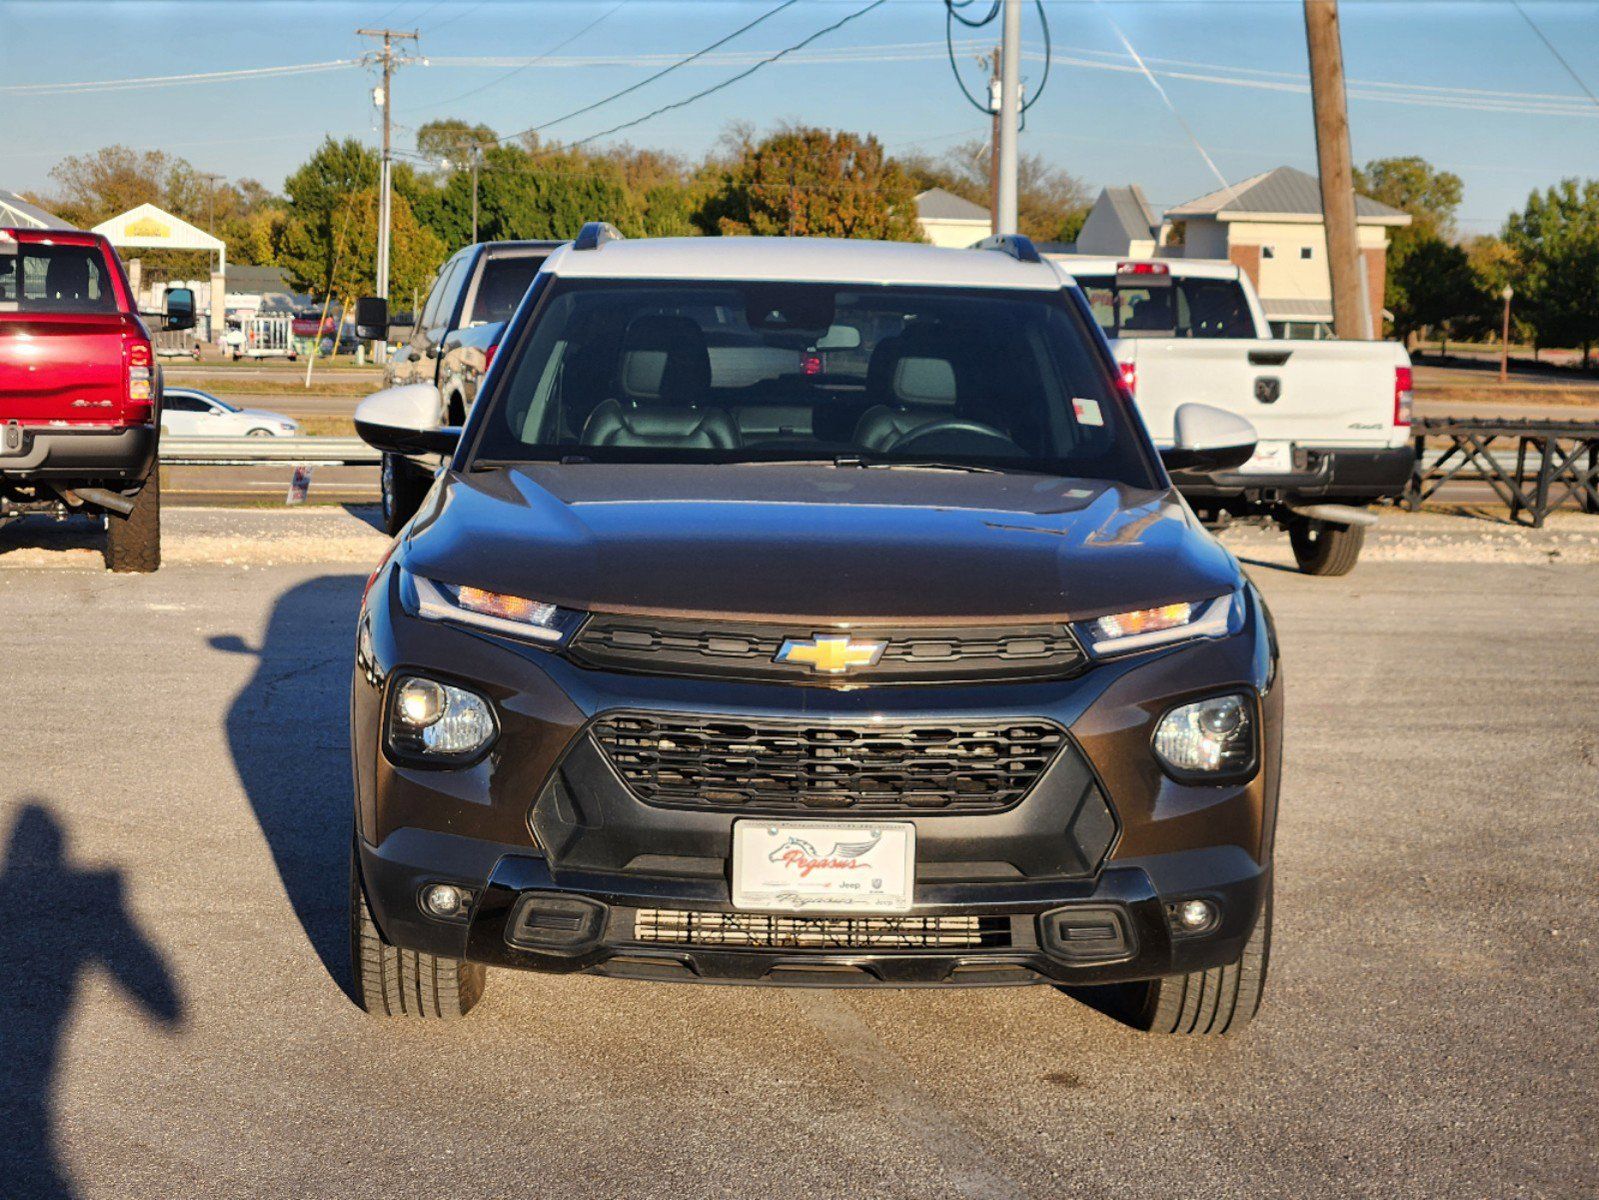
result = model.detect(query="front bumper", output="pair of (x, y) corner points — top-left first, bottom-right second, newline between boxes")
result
(0, 424), (156, 484)
(358, 830), (1269, 987)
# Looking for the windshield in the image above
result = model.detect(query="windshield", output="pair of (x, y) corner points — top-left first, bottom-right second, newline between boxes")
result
(468, 280), (1158, 487)
(469, 254), (547, 325)
(0, 241), (119, 315)
(1076, 274), (1255, 339)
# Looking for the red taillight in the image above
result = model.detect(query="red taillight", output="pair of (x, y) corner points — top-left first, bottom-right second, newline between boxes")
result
(1394, 365), (1413, 428)
(483, 342), (498, 374)
(801, 351), (823, 376)
(126, 337), (154, 416)
(1117, 261), (1169, 276)
(1118, 361), (1138, 398)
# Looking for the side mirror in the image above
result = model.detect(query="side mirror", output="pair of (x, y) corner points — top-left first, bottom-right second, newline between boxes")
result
(164, 287), (195, 332)
(354, 296), (389, 341)
(354, 384), (460, 457)
(1160, 403), (1258, 474)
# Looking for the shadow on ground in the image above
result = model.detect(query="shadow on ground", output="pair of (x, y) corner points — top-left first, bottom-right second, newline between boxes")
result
(0, 801), (183, 1200)
(0, 515), (102, 560)
(211, 573), (366, 998)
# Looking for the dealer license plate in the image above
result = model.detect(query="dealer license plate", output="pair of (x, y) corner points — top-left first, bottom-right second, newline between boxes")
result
(1238, 440), (1294, 475)
(732, 820), (915, 913)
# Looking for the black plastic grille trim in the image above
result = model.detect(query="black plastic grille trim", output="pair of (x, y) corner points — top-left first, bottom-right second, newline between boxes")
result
(590, 712), (1067, 813)
(632, 910), (1011, 949)
(568, 617), (1086, 684)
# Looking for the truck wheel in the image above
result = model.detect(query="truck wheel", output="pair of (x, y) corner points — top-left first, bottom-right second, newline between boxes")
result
(380, 452), (431, 535)
(1289, 518), (1365, 576)
(1068, 896), (1271, 1036)
(102, 471), (161, 573)
(349, 838), (485, 1019)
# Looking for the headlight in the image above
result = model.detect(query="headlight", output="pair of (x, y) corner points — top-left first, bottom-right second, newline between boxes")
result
(387, 675), (497, 762)
(407, 570), (582, 645)
(1077, 592), (1240, 658)
(1153, 693), (1256, 780)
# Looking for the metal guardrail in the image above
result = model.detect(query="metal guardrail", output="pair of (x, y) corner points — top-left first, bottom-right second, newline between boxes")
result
(1407, 417), (1599, 527)
(159, 435), (380, 467)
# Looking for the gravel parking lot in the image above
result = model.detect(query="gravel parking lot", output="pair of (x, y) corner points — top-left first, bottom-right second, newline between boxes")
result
(1, 511), (1594, 1198)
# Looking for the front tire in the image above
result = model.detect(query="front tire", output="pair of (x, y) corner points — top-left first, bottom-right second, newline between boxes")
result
(349, 839), (485, 1019)
(380, 451), (432, 535)
(1289, 518), (1364, 576)
(1071, 895), (1271, 1035)
(102, 471), (161, 573)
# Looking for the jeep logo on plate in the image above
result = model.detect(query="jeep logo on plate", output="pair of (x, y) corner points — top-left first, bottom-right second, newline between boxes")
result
(1255, 376), (1282, 404)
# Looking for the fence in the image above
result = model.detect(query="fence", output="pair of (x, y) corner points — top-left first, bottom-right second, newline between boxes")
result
(1407, 417), (1599, 527)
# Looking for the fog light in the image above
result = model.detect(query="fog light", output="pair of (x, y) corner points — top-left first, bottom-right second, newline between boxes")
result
(421, 883), (468, 919)
(1167, 898), (1218, 935)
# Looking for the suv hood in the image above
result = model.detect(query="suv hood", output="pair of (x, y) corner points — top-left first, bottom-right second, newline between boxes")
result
(403, 463), (1240, 623)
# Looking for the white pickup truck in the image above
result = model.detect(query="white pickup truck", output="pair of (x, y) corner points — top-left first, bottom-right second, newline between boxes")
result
(1050, 255), (1414, 576)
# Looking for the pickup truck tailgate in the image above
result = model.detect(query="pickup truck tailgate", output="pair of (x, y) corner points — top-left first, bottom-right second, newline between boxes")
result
(0, 312), (135, 425)
(1119, 338), (1407, 449)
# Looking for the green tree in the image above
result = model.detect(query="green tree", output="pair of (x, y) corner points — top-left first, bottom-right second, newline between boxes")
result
(419, 144), (636, 249)
(1386, 235), (1490, 344)
(416, 119), (498, 169)
(699, 126), (922, 241)
(1502, 179), (1599, 365)
(278, 186), (443, 304)
(1354, 155), (1464, 246)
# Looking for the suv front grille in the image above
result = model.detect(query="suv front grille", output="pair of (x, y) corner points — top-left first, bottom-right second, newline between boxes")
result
(590, 712), (1066, 813)
(633, 909), (1010, 950)
(568, 617), (1085, 684)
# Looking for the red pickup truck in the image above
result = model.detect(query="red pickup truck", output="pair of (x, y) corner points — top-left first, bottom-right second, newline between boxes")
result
(0, 227), (193, 570)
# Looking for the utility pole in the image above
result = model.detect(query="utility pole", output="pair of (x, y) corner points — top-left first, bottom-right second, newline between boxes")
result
(995, 0), (1022, 235)
(357, 26), (419, 363)
(1303, 0), (1372, 339)
(200, 172), (225, 233)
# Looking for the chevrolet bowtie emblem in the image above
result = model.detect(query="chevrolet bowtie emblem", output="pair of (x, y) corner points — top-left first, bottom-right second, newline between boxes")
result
(774, 634), (887, 675)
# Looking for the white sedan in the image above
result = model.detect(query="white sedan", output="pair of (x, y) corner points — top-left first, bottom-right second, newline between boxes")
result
(161, 388), (301, 437)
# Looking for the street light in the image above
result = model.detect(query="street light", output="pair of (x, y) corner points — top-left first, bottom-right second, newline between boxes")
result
(1499, 284), (1514, 384)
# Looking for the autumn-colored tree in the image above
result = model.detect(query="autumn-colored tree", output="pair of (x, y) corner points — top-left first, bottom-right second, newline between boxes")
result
(699, 127), (922, 241)
(897, 142), (1090, 243)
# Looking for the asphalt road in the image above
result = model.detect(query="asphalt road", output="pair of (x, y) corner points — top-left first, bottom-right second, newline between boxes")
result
(0, 513), (1594, 1198)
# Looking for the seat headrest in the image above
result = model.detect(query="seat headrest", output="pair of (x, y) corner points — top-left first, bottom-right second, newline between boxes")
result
(619, 314), (711, 406)
(45, 253), (92, 301)
(892, 356), (958, 407)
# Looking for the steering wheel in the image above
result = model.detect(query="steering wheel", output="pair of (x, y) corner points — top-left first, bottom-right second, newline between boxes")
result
(888, 419), (1021, 457)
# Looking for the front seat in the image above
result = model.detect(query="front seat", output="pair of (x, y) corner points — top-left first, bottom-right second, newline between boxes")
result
(581, 314), (741, 450)
(43, 253), (93, 306)
(853, 327), (962, 452)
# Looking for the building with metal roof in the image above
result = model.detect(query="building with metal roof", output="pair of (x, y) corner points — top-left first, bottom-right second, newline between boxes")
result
(913, 188), (993, 249)
(1075, 185), (1165, 258)
(0, 190), (72, 230)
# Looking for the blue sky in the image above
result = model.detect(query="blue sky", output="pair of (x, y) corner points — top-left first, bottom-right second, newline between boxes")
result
(4, 0), (1597, 236)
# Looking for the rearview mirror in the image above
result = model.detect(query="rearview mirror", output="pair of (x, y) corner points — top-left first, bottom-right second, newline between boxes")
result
(354, 296), (389, 341)
(1160, 403), (1258, 474)
(164, 287), (195, 332)
(354, 384), (459, 457)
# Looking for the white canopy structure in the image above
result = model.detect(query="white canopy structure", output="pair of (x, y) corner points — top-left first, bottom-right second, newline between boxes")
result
(92, 203), (226, 276)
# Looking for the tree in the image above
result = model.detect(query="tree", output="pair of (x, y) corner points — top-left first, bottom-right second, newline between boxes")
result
(277, 138), (430, 295)
(278, 186), (444, 304)
(416, 144), (637, 249)
(897, 142), (1090, 243)
(1354, 156), (1464, 246)
(1386, 235), (1489, 344)
(1501, 179), (1599, 365)
(416, 119), (498, 169)
(698, 126), (922, 241)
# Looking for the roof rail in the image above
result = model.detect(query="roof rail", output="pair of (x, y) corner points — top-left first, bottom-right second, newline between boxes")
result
(974, 233), (1041, 264)
(573, 221), (624, 251)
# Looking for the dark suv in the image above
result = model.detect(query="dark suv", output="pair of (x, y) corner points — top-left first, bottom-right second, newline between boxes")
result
(349, 227), (1279, 1035)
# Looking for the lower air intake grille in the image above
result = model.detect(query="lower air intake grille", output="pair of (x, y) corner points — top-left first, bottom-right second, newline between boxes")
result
(633, 909), (1010, 950)
(590, 713), (1067, 813)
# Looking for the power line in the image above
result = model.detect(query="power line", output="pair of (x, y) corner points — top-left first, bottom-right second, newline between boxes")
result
(1511, 0), (1599, 109)
(569, 0), (889, 148)
(490, 0), (804, 146)
(0, 59), (355, 96)
(415, 0), (632, 112)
